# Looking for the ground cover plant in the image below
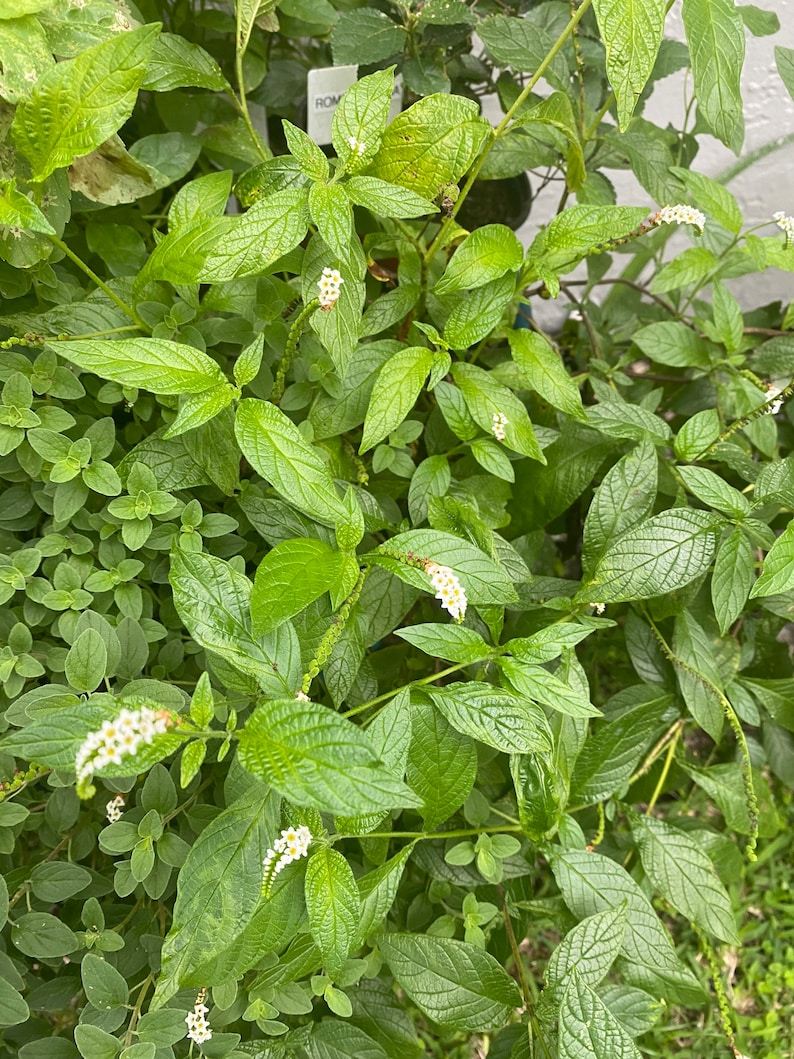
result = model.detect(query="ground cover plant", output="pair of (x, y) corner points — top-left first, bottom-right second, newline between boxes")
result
(1, 0), (794, 1056)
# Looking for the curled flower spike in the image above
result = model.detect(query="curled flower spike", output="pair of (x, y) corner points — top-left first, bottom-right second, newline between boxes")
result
(424, 560), (467, 622)
(492, 412), (508, 442)
(317, 267), (343, 310)
(773, 211), (794, 249)
(652, 204), (706, 234)
(347, 136), (366, 158)
(185, 988), (212, 1045)
(262, 825), (312, 895)
(75, 706), (171, 795)
(105, 794), (125, 823)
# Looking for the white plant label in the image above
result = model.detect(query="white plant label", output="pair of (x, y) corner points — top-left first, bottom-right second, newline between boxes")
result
(307, 65), (403, 144)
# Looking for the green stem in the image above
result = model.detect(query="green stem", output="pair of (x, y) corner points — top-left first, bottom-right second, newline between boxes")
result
(235, 50), (269, 163)
(341, 661), (471, 718)
(49, 237), (147, 331)
(333, 825), (522, 841)
(423, 0), (594, 265)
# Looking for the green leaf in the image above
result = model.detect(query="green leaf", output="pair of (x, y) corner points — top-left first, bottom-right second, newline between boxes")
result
(546, 906), (627, 995)
(360, 346), (434, 452)
(709, 281), (744, 352)
(251, 539), (351, 634)
(478, 15), (569, 91)
(65, 628), (107, 692)
(200, 187), (310, 279)
(633, 321), (713, 368)
(669, 167), (743, 234)
(682, 0), (745, 152)
(582, 439), (658, 575)
(509, 329), (585, 419)
(306, 1022), (389, 1059)
(712, 529), (754, 634)
(632, 815), (739, 944)
(282, 120), (329, 181)
(559, 971), (641, 1059)
(12, 24), (160, 181)
(570, 697), (671, 804)
(235, 399), (349, 527)
(500, 657), (601, 719)
(331, 67), (395, 171)
(442, 274), (516, 352)
(142, 32), (229, 92)
(11, 912), (78, 959)
(777, 45), (794, 102)
(169, 549), (294, 697)
(162, 384), (235, 439)
(592, 0), (667, 130)
(0, 978), (28, 1029)
(749, 518), (794, 597)
(308, 181), (353, 260)
(331, 9), (406, 66)
(579, 508), (721, 603)
(424, 682), (551, 755)
(305, 848), (361, 977)
(345, 176), (437, 219)
(369, 528), (518, 608)
(155, 785), (280, 1004)
(435, 225), (523, 296)
(395, 623), (490, 664)
(406, 701), (477, 829)
(0, 179), (56, 234)
(356, 845), (414, 943)
(81, 952), (129, 1010)
(551, 849), (704, 1005)
(678, 465), (749, 518)
(650, 247), (719, 294)
(53, 338), (224, 395)
(367, 94), (488, 198)
(378, 934), (521, 1032)
(450, 362), (544, 462)
(238, 697), (422, 815)
(674, 408), (720, 461)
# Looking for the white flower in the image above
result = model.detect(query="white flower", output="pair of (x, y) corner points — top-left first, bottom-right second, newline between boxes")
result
(317, 267), (343, 310)
(76, 706), (171, 789)
(295, 689), (310, 701)
(773, 211), (794, 248)
(105, 794), (125, 823)
(765, 384), (785, 415)
(424, 560), (467, 622)
(492, 412), (508, 442)
(347, 136), (366, 158)
(591, 602), (606, 616)
(185, 989), (212, 1044)
(263, 824), (312, 894)
(652, 204), (706, 234)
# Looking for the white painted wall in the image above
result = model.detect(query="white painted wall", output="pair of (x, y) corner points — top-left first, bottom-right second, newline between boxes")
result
(503, 3), (794, 321)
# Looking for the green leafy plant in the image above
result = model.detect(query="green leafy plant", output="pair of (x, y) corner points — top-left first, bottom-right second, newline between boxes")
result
(1, 2), (793, 1058)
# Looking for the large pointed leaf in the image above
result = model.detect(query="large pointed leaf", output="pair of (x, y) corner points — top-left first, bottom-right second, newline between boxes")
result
(378, 934), (521, 1031)
(592, 0), (667, 130)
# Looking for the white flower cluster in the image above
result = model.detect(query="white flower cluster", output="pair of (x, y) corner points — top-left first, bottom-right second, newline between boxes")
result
(317, 267), (343, 310)
(653, 204), (706, 234)
(295, 689), (310, 701)
(591, 602), (606, 616)
(424, 561), (467, 622)
(76, 707), (171, 785)
(105, 794), (125, 823)
(765, 384), (785, 416)
(492, 412), (509, 442)
(185, 989), (212, 1045)
(347, 136), (366, 158)
(773, 211), (794, 248)
(262, 825), (312, 893)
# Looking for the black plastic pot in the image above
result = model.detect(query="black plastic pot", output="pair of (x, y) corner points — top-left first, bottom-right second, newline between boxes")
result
(456, 172), (533, 231)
